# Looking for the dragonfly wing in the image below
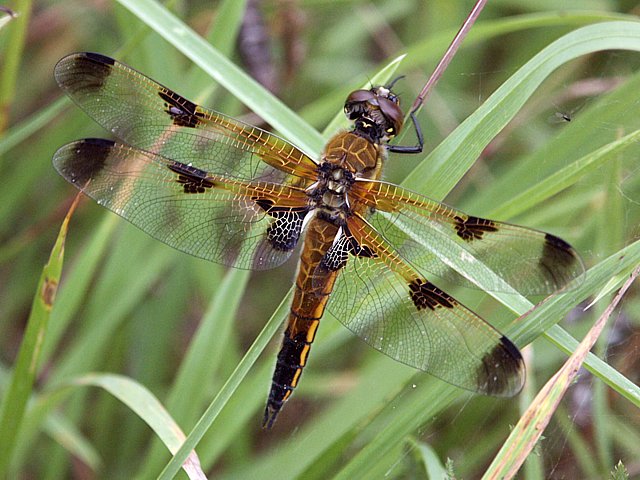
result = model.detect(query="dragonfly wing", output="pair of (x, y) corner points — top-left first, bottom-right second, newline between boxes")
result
(352, 180), (585, 295)
(53, 139), (311, 270)
(54, 52), (318, 187)
(322, 213), (525, 396)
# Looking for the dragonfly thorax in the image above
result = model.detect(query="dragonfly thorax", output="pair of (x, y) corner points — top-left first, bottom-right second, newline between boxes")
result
(325, 163), (352, 194)
(309, 161), (355, 217)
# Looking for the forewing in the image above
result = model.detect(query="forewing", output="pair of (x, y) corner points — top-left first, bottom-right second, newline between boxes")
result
(53, 139), (311, 270)
(54, 52), (318, 186)
(324, 213), (525, 396)
(352, 180), (585, 295)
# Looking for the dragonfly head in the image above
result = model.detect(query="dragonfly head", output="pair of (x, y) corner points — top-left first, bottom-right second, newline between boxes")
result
(344, 83), (404, 144)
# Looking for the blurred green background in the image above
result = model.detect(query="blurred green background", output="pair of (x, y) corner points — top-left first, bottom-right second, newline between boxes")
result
(1, 0), (640, 478)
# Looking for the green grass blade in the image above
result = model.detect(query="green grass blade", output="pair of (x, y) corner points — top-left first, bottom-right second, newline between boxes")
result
(331, 383), (461, 480)
(0, 97), (66, 159)
(297, 11), (636, 131)
(169, 269), (250, 418)
(71, 373), (206, 479)
(384, 21), (640, 407)
(407, 438), (450, 479)
(403, 10), (639, 72)
(137, 268), (250, 477)
(544, 324), (640, 409)
(0, 195), (76, 476)
(40, 214), (119, 366)
(223, 355), (420, 479)
(157, 290), (292, 479)
(473, 67), (640, 215)
(520, 242), (640, 409)
(205, 0), (247, 55)
(403, 21), (640, 200)
(184, 0), (248, 101)
(488, 128), (640, 219)
(44, 412), (102, 472)
(48, 231), (176, 385)
(11, 388), (102, 475)
(0, 0), (31, 134)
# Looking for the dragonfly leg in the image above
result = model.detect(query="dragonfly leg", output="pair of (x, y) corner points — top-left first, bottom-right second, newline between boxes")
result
(386, 110), (424, 154)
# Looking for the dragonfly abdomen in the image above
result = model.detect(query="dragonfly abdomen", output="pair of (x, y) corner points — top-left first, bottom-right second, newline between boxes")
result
(263, 311), (319, 428)
(263, 217), (341, 428)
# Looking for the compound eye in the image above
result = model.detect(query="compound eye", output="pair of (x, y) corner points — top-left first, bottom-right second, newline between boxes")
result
(345, 89), (376, 105)
(344, 89), (377, 119)
(378, 96), (404, 133)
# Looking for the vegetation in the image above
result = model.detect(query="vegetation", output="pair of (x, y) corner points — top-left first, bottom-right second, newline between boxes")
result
(0, 0), (639, 478)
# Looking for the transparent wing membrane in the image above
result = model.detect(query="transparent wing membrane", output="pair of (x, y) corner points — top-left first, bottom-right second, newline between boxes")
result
(325, 213), (525, 396)
(352, 180), (585, 294)
(53, 139), (310, 270)
(55, 52), (318, 186)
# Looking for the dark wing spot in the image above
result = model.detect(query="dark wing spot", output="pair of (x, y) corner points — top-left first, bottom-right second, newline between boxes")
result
(408, 279), (456, 311)
(454, 215), (498, 242)
(83, 52), (116, 66)
(255, 198), (308, 252)
(167, 161), (216, 194)
(478, 335), (524, 396)
(56, 138), (115, 185)
(543, 233), (574, 258)
(66, 52), (114, 92)
(539, 233), (581, 288)
(158, 89), (203, 128)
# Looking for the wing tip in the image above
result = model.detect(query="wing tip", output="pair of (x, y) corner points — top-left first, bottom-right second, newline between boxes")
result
(55, 52), (115, 93)
(541, 233), (586, 291)
(53, 138), (115, 186)
(478, 335), (525, 397)
(56, 51), (115, 68)
(81, 51), (116, 65)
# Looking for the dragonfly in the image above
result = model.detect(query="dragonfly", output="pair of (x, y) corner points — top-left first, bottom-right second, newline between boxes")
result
(53, 52), (585, 428)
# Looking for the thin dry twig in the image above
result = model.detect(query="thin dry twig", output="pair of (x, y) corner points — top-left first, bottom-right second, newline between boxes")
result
(410, 0), (487, 114)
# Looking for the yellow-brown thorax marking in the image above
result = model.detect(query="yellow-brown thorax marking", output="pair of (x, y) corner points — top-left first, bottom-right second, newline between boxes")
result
(323, 131), (385, 180)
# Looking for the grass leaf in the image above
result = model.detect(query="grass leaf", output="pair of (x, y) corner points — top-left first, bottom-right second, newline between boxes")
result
(0, 194), (78, 476)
